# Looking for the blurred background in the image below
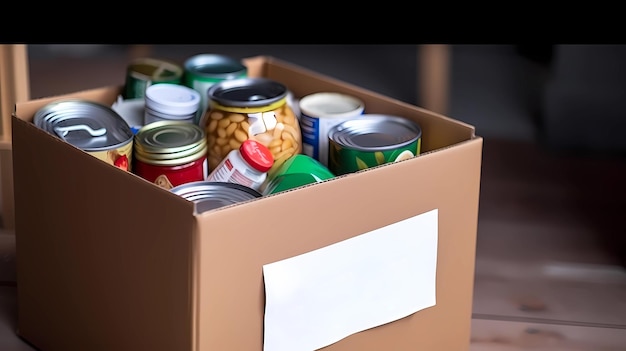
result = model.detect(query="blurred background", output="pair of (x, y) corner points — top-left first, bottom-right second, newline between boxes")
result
(6, 44), (626, 349)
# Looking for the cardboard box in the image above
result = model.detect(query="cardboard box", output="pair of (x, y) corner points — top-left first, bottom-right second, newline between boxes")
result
(12, 55), (483, 351)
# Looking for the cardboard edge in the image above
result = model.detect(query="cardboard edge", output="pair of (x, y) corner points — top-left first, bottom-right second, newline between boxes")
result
(243, 55), (478, 139)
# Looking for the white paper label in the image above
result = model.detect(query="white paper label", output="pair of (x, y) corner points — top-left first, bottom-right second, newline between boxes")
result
(262, 209), (439, 351)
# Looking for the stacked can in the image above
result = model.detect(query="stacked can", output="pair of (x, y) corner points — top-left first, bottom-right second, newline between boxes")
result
(133, 121), (208, 190)
(183, 54), (248, 125)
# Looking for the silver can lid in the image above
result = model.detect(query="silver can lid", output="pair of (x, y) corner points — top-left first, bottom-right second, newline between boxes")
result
(170, 181), (261, 213)
(328, 114), (422, 151)
(184, 54), (247, 80)
(34, 99), (133, 151)
(207, 77), (287, 108)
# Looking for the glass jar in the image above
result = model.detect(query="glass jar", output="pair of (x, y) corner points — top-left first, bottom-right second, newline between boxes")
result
(201, 77), (302, 173)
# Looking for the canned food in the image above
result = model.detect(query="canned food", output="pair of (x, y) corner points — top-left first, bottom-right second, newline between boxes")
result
(170, 181), (261, 213)
(327, 114), (422, 175)
(299, 92), (365, 167)
(261, 154), (335, 195)
(34, 99), (134, 171)
(202, 77), (302, 173)
(144, 83), (201, 125)
(123, 58), (183, 99)
(183, 54), (247, 124)
(133, 121), (208, 189)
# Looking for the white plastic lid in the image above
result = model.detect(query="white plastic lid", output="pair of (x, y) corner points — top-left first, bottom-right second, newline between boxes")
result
(145, 84), (201, 116)
(299, 92), (365, 119)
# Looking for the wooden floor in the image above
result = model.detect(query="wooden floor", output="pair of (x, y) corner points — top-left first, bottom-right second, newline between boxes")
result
(2, 46), (626, 349)
(470, 138), (626, 350)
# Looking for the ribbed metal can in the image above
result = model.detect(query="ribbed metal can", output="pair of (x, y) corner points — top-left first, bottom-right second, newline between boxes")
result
(133, 121), (208, 189)
(34, 99), (134, 171)
(327, 114), (422, 175)
(170, 181), (261, 213)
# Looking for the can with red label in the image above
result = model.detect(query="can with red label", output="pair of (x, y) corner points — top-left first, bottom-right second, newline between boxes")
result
(133, 121), (208, 190)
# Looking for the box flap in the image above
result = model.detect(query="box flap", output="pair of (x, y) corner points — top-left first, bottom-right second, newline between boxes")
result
(243, 56), (477, 153)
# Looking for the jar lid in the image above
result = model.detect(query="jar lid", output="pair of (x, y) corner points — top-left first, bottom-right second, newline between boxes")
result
(145, 84), (201, 115)
(240, 140), (274, 172)
(207, 78), (287, 108)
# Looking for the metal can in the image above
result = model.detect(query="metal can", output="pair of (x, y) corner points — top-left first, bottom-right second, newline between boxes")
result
(34, 99), (134, 171)
(183, 54), (247, 124)
(202, 77), (302, 173)
(298, 92), (365, 167)
(143, 83), (201, 125)
(261, 154), (335, 195)
(123, 57), (184, 100)
(133, 121), (208, 190)
(327, 114), (422, 175)
(170, 181), (261, 214)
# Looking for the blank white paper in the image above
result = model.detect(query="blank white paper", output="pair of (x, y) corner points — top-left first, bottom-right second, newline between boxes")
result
(262, 208), (438, 351)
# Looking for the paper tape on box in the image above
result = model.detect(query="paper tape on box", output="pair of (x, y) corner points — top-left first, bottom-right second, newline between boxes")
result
(263, 209), (439, 351)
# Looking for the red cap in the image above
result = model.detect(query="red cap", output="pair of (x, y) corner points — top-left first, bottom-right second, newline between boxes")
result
(240, 139), (274, 172)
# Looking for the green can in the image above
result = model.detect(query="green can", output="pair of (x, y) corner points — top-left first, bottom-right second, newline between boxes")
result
(183, 54), (248, 124)
(123, 58), (184, 99)
(261, 154), (335, 195)
(327, 114), (422, 175)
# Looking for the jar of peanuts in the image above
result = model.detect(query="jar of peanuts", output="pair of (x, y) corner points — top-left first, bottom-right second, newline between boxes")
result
(201, 77), (302, 173)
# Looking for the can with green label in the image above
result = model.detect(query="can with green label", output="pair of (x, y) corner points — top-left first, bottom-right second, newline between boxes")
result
(183, 54), (248, 125)
(327, 114), (422, 175)
(123, 58), (184, 100)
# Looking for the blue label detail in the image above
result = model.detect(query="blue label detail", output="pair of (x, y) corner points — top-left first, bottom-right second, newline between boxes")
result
(300, 114), (319, 159)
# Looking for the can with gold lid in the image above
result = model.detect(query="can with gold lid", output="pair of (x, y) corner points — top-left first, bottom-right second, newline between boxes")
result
(123, 57), (184, 100)
(133, 121), (208, 190)
(201, 77), (302, 173)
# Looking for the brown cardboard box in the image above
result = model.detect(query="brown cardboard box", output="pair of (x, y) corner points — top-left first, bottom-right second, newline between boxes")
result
(11, 56), (483, 351)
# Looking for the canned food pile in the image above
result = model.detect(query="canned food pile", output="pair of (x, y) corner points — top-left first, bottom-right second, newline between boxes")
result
(33, 53), (423, 213)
